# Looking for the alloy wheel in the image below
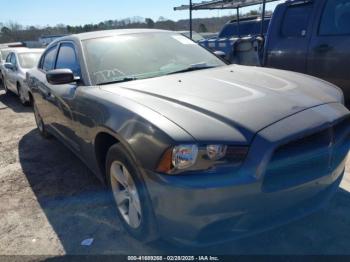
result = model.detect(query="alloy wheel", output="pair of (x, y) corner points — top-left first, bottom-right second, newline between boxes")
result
(3, 78), (8, 93)
(110, 161), (142, 229)
(18, 86), (26, 104)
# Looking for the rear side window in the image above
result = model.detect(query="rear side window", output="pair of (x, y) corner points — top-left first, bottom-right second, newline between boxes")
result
(281, 4), (313, 37)
(55, 43), (81, 76)
(41, 46), (57, 71)
(319, 0), (350, 35)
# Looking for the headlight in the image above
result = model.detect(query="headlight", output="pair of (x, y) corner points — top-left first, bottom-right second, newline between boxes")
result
(156, 144), (248, 174)
(172, 144), (198, 170)
(206, 144), (227, 160)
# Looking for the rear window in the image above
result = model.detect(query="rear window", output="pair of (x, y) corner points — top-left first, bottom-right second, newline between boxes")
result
(281, 4), (313, 37)
(219, 19), (270, 38)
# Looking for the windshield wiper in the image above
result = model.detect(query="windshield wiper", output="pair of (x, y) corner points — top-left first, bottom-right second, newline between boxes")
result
(98, 77), (137, 85)
(166, 63), (216, 75)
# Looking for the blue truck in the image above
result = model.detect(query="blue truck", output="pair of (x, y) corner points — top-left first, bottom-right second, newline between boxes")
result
(263, 0), (350, 107)
(199, 0), (350, 107)
(199, 16), (271, 57)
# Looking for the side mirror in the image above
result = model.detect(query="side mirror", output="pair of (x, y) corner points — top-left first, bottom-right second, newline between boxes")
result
(4, 63), (14, 70)
(213, 50), (226, 59)
(46, 69), (79, 85)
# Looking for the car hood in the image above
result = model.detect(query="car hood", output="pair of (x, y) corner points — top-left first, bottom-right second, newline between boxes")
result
(100, 65), (343, 144)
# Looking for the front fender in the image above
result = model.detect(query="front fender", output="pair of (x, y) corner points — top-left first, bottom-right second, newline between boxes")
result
(78, 87), (195, 172)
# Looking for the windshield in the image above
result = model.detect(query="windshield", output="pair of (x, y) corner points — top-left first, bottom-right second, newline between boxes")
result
(83, 32), (225, 85)
(18, 52), (42, 69)
(180, 31), (205, 42)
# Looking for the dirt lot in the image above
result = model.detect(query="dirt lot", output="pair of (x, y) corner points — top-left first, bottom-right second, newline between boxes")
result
(0, 88), (349, 256)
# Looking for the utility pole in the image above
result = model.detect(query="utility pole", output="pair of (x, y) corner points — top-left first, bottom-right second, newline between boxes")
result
(260, 0), (266, 36)
(189, 0), (193, 39)
(236, 7), (240, 38)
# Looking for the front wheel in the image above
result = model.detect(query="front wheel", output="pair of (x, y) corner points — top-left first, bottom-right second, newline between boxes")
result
(18, 84), (29, 106)
(106, 143), (159, 242)
(33, 103), (51, 139)
(3, 76), (9, 94)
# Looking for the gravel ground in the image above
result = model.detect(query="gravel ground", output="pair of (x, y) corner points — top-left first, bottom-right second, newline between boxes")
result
(0, 89), (349, 256)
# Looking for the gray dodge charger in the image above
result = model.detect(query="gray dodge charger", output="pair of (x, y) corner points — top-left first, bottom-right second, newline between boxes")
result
(26, 29), (350, 245)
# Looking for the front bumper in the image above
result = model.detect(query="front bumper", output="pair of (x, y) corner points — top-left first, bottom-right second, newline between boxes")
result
(143, 103), (350, 245)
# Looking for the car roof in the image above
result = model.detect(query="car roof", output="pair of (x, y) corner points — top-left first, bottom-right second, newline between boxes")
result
(12, 48), (45, 54)
(227, 15), (272, 24)
(52, 29), (172, 44)
(0, 47), (24, 52)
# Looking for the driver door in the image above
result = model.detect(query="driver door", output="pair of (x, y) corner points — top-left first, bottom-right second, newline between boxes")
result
(307, 0), (350, 105)
(46, 41), (82, 153)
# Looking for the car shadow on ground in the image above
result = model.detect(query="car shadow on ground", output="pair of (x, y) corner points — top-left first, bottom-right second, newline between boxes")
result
(18, 128), (350, 255)
(0, 89), (32, 113)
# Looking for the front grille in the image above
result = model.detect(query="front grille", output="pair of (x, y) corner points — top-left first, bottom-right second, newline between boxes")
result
(263, 116), (350, 192)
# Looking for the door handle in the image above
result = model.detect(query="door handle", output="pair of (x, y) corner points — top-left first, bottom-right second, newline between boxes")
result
(314, 44), (333, 53)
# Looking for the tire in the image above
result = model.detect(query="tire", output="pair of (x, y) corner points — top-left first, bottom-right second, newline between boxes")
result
(3, 76), (9, 94)
(106, 143), (159, 242)
(33, 102), (51, 139)
(17, 84), (29, 106)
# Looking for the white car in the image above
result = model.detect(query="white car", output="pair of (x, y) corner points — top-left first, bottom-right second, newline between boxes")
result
(0, 48), (17, 82)
(2, 48), (44, 105)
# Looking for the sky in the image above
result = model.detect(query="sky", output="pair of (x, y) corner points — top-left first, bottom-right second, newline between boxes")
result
(1, 0), (282, 27)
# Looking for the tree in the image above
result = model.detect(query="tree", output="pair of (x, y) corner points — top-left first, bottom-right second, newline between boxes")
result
(248, 10), (259, 16)
(1, 26), (11, 35)
(198, 23), (208, 33)
(106, 20), (114, 28)
(158, 16), (166, 22)
(83, 24), (94, 32)
(145, 18), (155, 28)
(8, 21), (22, 31)
(66, 25), (74, 33)
(98, 22), (106, 30)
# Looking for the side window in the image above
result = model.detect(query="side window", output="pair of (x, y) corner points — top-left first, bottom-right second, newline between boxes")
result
(10, 53), (17, 66)
(55, 43), (81, 76)
(281, 4), (313, 38)
(41, 46), (57, 72)
(6, 53), (12, 63)
(319, 0), (350, 35)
